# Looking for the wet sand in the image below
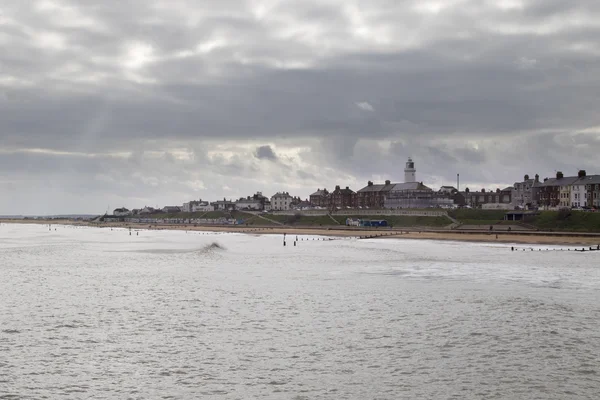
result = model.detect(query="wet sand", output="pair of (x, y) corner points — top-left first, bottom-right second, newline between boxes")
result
(5, 219), (600, 246)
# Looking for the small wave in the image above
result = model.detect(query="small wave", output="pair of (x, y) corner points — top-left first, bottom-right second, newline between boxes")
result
(1, 329), (20, 334)
(55, 324), (78, 329)
(198, 242), (226, 253)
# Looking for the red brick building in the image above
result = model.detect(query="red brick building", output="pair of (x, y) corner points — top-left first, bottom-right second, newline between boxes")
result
(356, 180), (395, 209)
(330, 185), (357, 209)
(309, 188), (330, 207)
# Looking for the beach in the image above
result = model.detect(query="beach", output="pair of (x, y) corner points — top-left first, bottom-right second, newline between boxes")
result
(5, 219), (600, 246)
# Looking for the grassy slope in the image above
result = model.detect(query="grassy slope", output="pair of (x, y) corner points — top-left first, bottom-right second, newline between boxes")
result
(132, 208), (600, 231)
(448, 209), (507, 222)
(133, 211), (453, 227)
(526, 211), (600, 232)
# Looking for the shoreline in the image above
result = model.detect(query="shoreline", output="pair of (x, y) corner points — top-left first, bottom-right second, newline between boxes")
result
(4, 219), (600, 246)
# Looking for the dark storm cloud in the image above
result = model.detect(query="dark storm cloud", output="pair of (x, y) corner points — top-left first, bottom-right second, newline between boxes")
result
(1, 0), (600, 213)
(254, 145), (278, 161)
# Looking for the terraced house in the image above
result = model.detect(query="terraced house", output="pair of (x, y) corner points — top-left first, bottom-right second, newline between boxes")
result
(581, 175), (600, 208)
(309, 188), (329, 207)
(330, 185), (357, 209)
(570, 170), (589, 208)
(538, 172), (579, 209)
(512, 174), (541, 208)
(356, 180), (395, 208)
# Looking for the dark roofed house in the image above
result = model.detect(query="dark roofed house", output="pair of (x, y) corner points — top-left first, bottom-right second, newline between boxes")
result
(330, 185), (357, 209)
(463, 187), (513, 208)
(538, 172), (579, 209)
(356, 180), (396, 208)
(211, 199), (237, 211)
(309, 188), (330, 207)
(113, 207), (131, 217)
(162, 206), (181, 214)
(580, 175), (600, 208)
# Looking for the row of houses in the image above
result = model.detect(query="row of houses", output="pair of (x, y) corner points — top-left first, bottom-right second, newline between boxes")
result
(310, 159), (514, 210)
(112, 159), (599, 217)
(112, 191), (304, 217)
(513, 170), (600, 209)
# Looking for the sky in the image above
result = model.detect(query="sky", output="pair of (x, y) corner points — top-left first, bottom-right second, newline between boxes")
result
(1, 0), (600, 214)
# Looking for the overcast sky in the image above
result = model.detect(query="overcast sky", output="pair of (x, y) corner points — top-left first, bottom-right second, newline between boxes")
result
(1, 0), (600, 214)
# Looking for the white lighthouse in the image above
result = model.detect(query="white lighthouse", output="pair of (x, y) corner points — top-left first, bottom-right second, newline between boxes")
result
(404, 157), (416, 182)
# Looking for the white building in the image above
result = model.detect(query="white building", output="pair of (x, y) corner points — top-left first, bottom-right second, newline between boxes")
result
(192, 201), (214, 212)
(570, 178), (587, 208)
(183, 200), (214, 212)
(236, 198), (263, 210)
(271, 192), (293, 211)
(211, 199), (236, 211)
(404, 158), (416, 183)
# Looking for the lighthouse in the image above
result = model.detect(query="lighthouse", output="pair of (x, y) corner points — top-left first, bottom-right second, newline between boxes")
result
(404, 158), (416, 182)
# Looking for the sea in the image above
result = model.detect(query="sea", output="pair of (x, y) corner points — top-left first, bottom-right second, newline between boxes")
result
(1, 223), (599, 399)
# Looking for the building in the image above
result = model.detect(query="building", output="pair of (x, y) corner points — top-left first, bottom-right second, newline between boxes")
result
(581, 175), (600, 208)
(162, 206), (181, 214)
(570, 171), (589, 208)
(356, 180), (395, 208)
(512, 174), (541, 208)
(182, 201), (197, 213)
(182, 200), (212, 212)
(250, 192), (270, 210)
(309, 188), (330, 207)
(236, 197), (263, 210)
(384, 182), (452, 208)
(538, 172), (579, 209)
(462, 187), (513, 208)
(211, 199), (236, 211)
(330, 186), (357, 209)
(271, 192), (294, 211)
(139, 206), (157, 214)
(113, 207), (131, 217)
(263, 200), (272, 211)
(192, 201), (213, 212)
(357, 158), (448, 208)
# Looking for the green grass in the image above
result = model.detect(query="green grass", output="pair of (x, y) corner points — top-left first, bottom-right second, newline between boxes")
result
(448, 209), (507, 222)
(525, 211), (600, 232)
(261, 214), (336, 226)
(140, 211), (230, 219)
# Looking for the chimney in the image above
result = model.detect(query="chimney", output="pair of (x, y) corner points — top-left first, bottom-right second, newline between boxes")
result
(535, 174), (539, 182)
(335, 185), (340, 190)
(385, 180), (391, 185)
(578, 170), (586, 178)
(556, 171), (564, 179)
(481, 188), (485, 193)
(465, 187), (470, 193)
(346, 186), (349, 189)
(544, 178), (548, 182)
(496, 188), (500, 193)
(368, 181), (373, 186)
(524, 174), (529, 181)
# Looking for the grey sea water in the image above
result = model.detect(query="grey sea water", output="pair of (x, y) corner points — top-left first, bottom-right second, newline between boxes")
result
(1, 224), (599, 399)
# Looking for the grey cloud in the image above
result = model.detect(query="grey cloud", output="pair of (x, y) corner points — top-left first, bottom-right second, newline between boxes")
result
(254, 145), (278, 161)
(2, 0), (600, 213)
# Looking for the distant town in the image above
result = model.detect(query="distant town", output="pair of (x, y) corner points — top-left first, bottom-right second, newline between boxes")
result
(109, 158), (600, 219)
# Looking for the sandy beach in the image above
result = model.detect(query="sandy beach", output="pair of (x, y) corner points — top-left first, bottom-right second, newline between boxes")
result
(5, 219), (600, 246)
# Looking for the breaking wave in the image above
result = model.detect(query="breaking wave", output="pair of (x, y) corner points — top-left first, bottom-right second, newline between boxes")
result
(198, 242), (226, 253)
